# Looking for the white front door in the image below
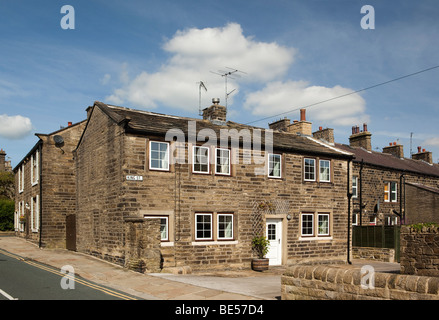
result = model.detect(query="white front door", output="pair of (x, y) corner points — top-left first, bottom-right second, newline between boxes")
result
(266, 218), (282, 266)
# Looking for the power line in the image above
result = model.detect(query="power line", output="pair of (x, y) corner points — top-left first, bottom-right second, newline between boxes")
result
(245, 64), (439, 125)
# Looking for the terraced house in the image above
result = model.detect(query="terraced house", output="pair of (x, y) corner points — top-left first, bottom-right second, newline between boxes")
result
(73, 100), (353, 272)
(13, 121), (86, 248)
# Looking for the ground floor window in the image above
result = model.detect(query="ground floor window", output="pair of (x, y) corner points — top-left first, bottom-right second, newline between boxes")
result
(217, 214), (233, 240)
(300, 212), (331, 238)
(195, 213), (212, 240)
(194, 212), (235, 242)
(145, 216), (169, 241)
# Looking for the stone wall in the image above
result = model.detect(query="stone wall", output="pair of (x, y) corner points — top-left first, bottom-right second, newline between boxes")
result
(352, 247), (395, 262)
(124, 217), (161, 273)
(281, 265), (439, 300)
(400, 225), (439, 277)
(75, 104), (350, 271)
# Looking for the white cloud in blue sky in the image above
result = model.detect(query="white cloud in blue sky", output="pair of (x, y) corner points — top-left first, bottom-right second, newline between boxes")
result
(0, 0), (438, 165)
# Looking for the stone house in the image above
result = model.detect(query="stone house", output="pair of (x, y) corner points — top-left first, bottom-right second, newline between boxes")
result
(73, 101), (353, 272)
(332, 125), (439, 226)
(13, 121), (86, 248)
(0, 149), (13, 172)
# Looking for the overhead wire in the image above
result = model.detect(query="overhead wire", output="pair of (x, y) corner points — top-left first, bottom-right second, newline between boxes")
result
(244, 65), (439, 125)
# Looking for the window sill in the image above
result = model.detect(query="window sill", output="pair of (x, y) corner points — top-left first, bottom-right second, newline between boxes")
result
(299, 236), (333, 241)
(191, 240), (238, 246)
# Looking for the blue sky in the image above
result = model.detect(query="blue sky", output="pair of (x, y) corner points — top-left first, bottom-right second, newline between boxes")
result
(1, 0), (438, 167)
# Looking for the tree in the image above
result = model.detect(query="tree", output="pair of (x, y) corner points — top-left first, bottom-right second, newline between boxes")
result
(0, 198), (14, 231)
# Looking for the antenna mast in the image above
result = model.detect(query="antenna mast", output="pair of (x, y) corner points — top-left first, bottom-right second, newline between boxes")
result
(210, 67), (246, 109)
(197, 81), (207, 116)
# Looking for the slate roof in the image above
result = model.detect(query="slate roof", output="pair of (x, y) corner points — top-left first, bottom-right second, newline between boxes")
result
(335, 143), (439, 178)
(92, 101), (353, 159)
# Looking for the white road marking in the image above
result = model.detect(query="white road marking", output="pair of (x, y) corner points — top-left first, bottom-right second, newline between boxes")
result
(0, 289), (18, 300)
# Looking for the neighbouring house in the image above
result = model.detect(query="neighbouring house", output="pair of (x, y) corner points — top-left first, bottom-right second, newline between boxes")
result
(73, 100), (353, 272)
(0, 149), (13, 172)
(13, 121), (86, 248)
(330, 124), (439, 226)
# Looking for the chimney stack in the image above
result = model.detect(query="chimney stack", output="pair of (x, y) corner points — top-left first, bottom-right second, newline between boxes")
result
(286, 108), (312, 136)
(349, 123), (372, 151)
(268, 117), (291, 132)
(383, 141), (404, 159)
(313, 126), (334, 145)
(0, 149), (6, 172)
(412, 146), (433, 164)
(202, 98), (227, 122)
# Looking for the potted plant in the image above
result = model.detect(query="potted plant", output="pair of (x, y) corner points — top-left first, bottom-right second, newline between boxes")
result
(251, 236), (270, 271)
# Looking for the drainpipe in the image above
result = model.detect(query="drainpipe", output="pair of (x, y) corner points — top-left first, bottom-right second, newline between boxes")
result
(400, 172), (405, 225)
(347, 159), (352, 264)
(359, 159), (364, 226)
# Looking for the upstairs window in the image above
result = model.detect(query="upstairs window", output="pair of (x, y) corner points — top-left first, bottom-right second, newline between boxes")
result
(215, 148), (230, 175)
(31, 150), (39, 186)
(384, 182), (397, 202)
(319, 160), (330, 182)
(352, 176), (358, 198)
(268, 154), (281, 178)
(149, 141), (169, 171)
(193, 146), (210, 174)
(304, 158), (316, 181)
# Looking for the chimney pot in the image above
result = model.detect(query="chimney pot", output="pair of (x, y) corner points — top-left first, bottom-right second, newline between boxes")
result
(389, 143), (392, 146)
(300, 109), (306, 121)
(393, 142), (396, 146)
(363, 123), (368, 132)
(68, 122), (72, 126)
(417, 146), (422, 153)
(319, 126), (323, 131)
(423, 148), (426, 152)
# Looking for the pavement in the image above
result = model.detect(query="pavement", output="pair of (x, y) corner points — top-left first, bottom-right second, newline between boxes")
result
(0, 235), (401, 300)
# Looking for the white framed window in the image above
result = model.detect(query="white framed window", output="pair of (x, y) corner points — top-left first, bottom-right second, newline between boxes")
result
(384, 182), (397, 202)
(304, 158), (315, 181)
(195, 213), (212, 240)
(193, 146), (210, 174)
(352, 176), (358, 198)
(31, 151), (39, 186)
(301, 213), (314, 236)
(215, 148), (230, 175)
(268, 154), (281, 178)
(319, 160), (330, 182)
(217, 214), (234, 240)
(18, 165), (24, 193)
(352, 213), (359, 226)
(31, 195), (39, 233)
(145, 216), (169, 241)
(301, 212), (332, 238)
(318, 213), (330, 236)
(18, 201), (24, 232)
(149, 141), (169, 171)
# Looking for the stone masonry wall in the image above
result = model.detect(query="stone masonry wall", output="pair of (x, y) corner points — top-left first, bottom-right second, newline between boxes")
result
(400, 225), (439, 277)
(281, 265), (439, 300)
(76, 105), (350, 271)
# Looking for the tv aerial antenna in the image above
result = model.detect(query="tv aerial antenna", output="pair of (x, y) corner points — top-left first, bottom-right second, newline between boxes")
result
(210, 67), (246, 109)
(197, 81), (207, 116)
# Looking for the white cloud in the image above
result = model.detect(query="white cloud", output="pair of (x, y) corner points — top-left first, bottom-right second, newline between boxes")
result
(423, 137), (439, 147)
(0, 114), (33, 139)
(106, 22), (369, 127)
(243, 80), (369, 126)
(107, 23), (295, 111)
